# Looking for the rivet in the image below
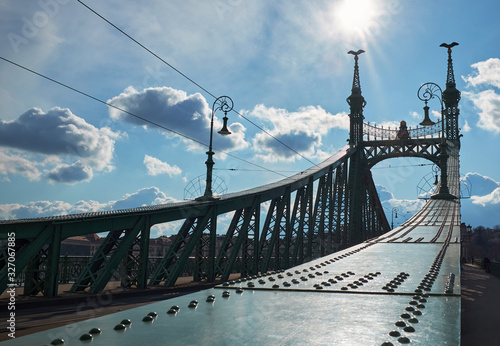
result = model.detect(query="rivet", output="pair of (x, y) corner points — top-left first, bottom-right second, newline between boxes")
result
(417, 304), (425, 309)
(79, 334), (93, 342)
(413, 310), (422, 316)
(395, 321), (406, 327)
(400, 313), (411, 319)
(170, 305), (180, 312)
(88, 328), (101, 335)
(120, 319), (132, 326)
(398, 336), (411, 344)
(222, 291), (231, 297)
(408, 318), (419, 323)
(341, 286), (348, 290)
(50, 338), (65, 345)
(142, 315), (154, 322)
(315, 286), (323, 289)
(389, 330), (401, 337)
(409, 301), (418, 305)
(405, 306), (415, 312)
(272, 284), (280, 289)
(113, 324), (126, 331)
(403, 326), (415, 333)
(148, 312), (158, 318)
(387, 288), (395, 292)
(419, 298), (427, 303)
(188, 300), (199, 308)
(236, 288), (244, 294)
(167, 308), (178, 314)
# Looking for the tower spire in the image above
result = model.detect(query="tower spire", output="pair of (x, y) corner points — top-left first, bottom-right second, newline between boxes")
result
(346, 49), (366, 146)
(440, 42), (461, 141)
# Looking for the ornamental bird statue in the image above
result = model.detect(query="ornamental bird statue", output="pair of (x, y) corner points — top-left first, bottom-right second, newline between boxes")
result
(348, 49), (365, 56)
(439, 42), (459, 49)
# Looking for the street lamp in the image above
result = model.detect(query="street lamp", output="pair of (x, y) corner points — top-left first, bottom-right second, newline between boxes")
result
(391, 207), (398, 229)
(196, 96), (233, 201)
(417, 82), (456, 200)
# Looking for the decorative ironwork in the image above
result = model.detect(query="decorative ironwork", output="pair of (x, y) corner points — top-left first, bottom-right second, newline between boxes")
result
(363, 121), (442, 140)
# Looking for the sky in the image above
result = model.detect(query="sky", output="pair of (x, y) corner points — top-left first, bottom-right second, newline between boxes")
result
(1, 0), (499, 236)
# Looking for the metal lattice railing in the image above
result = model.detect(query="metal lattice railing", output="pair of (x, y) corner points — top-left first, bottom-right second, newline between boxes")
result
(363, 121), (443, 140)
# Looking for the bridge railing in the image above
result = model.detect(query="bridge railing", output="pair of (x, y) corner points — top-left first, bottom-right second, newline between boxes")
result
(363, 121), (443, 140)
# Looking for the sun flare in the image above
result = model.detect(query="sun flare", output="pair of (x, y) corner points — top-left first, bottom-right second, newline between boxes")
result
(336, 0), (378, 33)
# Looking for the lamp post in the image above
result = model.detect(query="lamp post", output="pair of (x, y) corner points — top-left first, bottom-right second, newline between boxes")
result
(391, 207), (398, 229)
(196, 96), (233, 201)
(417, 83), (456, 200)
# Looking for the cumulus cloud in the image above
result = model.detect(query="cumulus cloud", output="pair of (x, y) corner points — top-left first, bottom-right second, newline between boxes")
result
(0, 107), (122, 183)
(471, 188), (500, 207)
(107, 86), (248, 154)
(144, 154), (182, 177)
(463, 172), (500, 197)
(0, 187), (178, 220)
(111, 187), (178, 210)
(459, 173), (500, 226)
(46, 161), (93, 184)
(462, 58), (500, 133)
(247, 104), (349, 162)
(0, 150), (41, 181)
(463, 58), (500, 89)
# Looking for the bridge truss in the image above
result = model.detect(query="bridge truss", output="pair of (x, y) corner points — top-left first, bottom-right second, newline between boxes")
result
(0, 146), (390, 296)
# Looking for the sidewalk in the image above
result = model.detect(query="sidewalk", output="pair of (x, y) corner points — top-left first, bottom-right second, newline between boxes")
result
(461, 263), (500, 346)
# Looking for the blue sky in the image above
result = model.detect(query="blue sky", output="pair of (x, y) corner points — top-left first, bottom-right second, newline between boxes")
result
(1, 0), (499, 235)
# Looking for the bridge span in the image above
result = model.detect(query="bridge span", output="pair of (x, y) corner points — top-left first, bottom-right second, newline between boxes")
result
(2, 142), (461, 345)
(0, 45), (463, 344)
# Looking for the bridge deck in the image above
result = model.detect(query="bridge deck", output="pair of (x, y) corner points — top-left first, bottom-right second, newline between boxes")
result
(4, 198), (461, 345)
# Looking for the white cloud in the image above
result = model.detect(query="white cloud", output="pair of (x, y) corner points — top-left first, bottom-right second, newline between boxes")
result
(462, 58), (500, 133)
(0, 107), (123, 183)
(471, 187), (500, 207)
(0, 149), (41, 181)
(247, 104), (349, 162)
(463, 58), (500, 88)
(107, 86), (248, 154)
(463, 90), (500, 133)
(0, 186), (178, 220)
(143, 154), (182, 177)
(462, 119), (471, 132)
(463, 172), (500, 197)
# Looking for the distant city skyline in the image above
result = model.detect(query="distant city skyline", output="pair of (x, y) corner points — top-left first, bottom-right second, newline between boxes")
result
(1, 0), (499, 234)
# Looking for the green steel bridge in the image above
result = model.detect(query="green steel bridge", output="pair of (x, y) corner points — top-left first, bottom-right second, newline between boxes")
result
(0, 44), (463, 345)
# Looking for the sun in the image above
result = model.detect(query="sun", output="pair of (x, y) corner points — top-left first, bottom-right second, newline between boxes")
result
(335, 0), (378, 34)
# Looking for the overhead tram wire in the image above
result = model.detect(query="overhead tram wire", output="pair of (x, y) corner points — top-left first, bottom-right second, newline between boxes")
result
(0, 56), (287, 178)
(76, 0), (318, 167)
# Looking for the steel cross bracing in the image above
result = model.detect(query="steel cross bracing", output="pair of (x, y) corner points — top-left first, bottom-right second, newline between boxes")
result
(363, 138), (442, 168)
(0, 145), (390, 296)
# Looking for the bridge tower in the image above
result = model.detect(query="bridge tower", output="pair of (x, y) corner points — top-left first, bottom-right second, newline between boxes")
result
(346, 50), (367, 244)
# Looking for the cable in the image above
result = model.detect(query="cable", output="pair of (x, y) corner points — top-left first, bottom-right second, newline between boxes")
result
(76, 0), (317, 166)
(214, 168), (302, 173)
(372, 163), (433, 170)
(0, 56), (287, 178)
